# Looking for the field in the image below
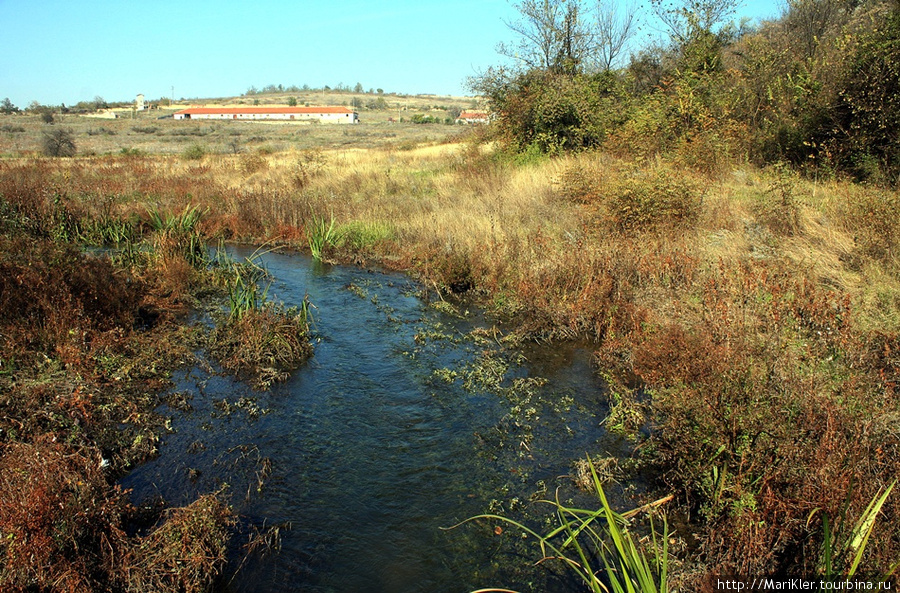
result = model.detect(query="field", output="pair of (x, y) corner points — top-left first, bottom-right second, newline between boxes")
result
(1, 90), (899, 588)
(0, 90), (480, 156)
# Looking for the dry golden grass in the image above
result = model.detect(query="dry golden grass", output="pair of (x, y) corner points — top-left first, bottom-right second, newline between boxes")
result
(3, 139), (899, 579)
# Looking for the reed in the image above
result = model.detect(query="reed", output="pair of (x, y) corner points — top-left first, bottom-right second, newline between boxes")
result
(307, 214), (338, 261)
(450, 457), (670, 593)
(816, 481), (898, 581)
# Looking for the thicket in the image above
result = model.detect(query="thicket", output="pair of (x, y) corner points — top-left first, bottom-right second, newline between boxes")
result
(476, 0), (900, 184)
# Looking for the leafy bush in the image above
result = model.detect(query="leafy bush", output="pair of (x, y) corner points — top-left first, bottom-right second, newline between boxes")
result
(182, 143), (207, 160)
(601, 163), (702, 233)
(477, 69), (609, 153)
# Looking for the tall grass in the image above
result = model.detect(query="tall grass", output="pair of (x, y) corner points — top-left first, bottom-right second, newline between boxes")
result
(816, 481), (898, 581)
(147, 204), (208, 268)
(307, 214), (338, 261)
(214, 245), (272, 321)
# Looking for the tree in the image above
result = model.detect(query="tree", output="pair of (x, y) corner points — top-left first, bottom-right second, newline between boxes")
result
(42, 128), (76, 157)
(649, 0), (739, 45)
(594, 0), (640, 71)
(354, 82), (364, 93)
(287, 96), (298, 106)
(0, 98), (18, 114)
(782, 0), (851, 60)
(498, 0), (593, 74)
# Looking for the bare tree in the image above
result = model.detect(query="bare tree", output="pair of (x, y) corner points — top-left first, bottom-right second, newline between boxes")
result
(498, 0), (594, 73)
(650, 0), (739, 44)
(42, 128), (76, 157)
(782, 0), (852, 59)
(594, 0), (640, 71)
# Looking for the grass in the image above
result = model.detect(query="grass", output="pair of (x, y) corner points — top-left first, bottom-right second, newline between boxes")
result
(0, 115), (898, 584)
(307, 214), (337, 261)
(210, 246), (314, 388)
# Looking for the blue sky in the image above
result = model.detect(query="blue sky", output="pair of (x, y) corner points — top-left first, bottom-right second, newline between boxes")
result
(0, 0), (782, 108)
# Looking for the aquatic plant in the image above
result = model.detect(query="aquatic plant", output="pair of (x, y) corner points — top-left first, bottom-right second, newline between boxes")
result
(211, 246), (314, 388)
(214, 247), (272, 321)
(451, 457), (670, 593)
(307, 214), (338, 261)
(814, 480), (898, 581)
(147, 204), (208, 268)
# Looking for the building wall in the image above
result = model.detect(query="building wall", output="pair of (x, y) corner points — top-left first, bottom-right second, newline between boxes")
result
(174, 110), (357, 123)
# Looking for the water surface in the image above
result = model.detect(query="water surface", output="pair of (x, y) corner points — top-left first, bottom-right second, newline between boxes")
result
(121, 249), (625, 592)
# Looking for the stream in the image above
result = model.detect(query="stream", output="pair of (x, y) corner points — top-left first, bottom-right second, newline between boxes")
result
(120, 248), (632, 593)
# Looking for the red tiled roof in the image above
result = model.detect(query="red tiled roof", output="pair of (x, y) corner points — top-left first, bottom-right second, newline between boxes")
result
(458, 110), (488, 119)
(175, 106), (355, 115)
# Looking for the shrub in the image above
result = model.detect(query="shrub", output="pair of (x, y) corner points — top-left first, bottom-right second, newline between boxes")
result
(41, 128), (76, 157)
(599, 261), (900, 575)
(0, 440), (129, 592)
(182, 143), (207, 160)
(239, 152), (268, 175)
(477, 69), (608, 153)
(601, 162), (702, 233)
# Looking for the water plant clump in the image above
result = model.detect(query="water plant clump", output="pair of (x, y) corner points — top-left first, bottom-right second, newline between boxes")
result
(451, 457), (671, 593)
(307, 214), (338, 261)
(209, 246), (314, 388)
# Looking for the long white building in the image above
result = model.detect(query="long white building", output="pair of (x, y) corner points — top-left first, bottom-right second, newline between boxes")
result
(173, 106), (358, 124)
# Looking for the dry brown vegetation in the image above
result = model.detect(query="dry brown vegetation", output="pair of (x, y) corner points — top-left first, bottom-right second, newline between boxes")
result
(1, 95), (899, 585)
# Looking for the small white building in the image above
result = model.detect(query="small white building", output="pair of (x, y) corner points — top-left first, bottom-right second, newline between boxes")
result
(173, 106), (358, 124)
(456, 109), (489, 124)
(136, 94), (146, 110)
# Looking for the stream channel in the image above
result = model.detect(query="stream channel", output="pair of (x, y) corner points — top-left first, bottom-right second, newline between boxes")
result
(120, 247), (634, 593)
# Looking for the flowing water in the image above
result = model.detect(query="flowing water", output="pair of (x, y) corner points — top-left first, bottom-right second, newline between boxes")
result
(121, 248), (631, 593)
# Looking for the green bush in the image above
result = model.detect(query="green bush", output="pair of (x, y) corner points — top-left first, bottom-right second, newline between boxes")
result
(182, 143), (207, 160)
(478, 70), (610, 153)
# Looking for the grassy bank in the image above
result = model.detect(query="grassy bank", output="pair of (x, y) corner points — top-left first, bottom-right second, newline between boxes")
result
(1, 137), (898, 584)
(0, 163), (312, 590)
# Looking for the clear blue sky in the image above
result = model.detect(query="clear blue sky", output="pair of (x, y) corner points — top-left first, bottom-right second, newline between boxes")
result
(0, 0), (782, 108)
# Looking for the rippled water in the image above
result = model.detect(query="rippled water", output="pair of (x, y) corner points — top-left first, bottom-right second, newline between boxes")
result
(121, 248), (627, 593)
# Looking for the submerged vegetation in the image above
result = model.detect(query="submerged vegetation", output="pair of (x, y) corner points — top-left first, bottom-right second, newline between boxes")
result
(449, 457), (671, 593)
